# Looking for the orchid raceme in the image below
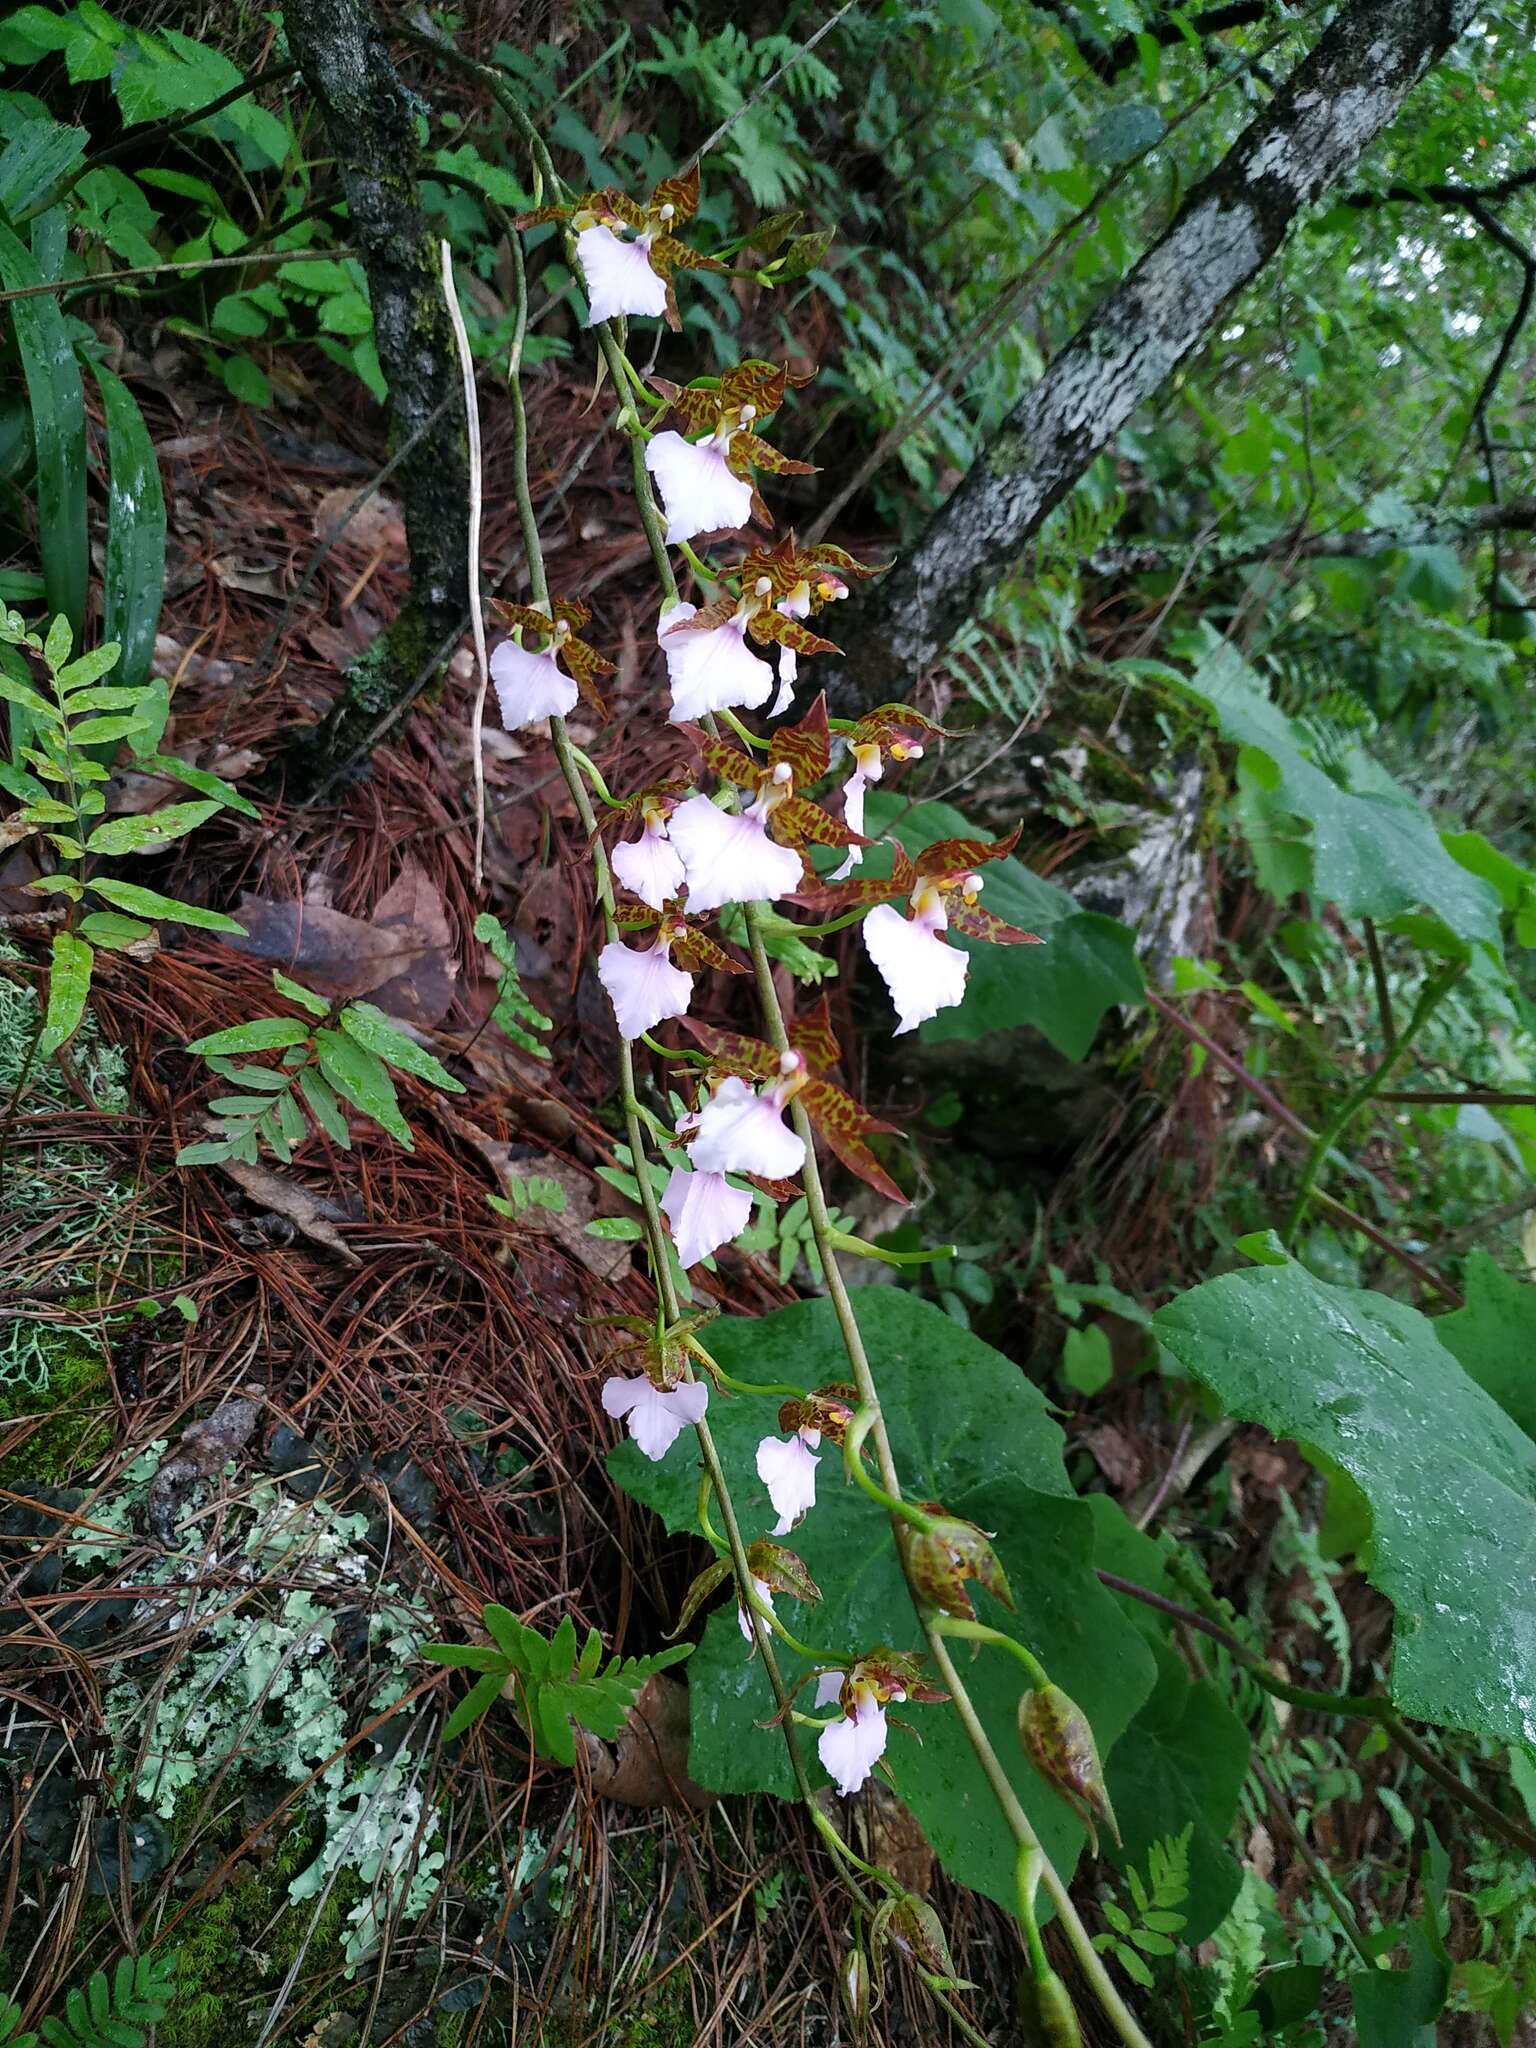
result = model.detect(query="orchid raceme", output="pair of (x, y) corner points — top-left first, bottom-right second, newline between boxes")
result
(514, 167), (723, 330)
(611, 802), (686, 910)
(488, 598), (614, 730)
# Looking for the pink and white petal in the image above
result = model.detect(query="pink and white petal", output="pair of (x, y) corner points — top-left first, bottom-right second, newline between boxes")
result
(602, 1376), (704, 1460)
(862, 901), (969, 1036)
(770, 644), (798, 718)
(755, 1429), (820, 1532)
(693, 1077), (806, 1180)
(667, 795), (804, 913)
(597, 939), (693, 1039)
(490, 641), (577, 728)
(814, 1669), (845, 1710)
(643, 432), (755, 544)
(818, 1696), (888, 1797)
(662, 1164), (753, 1268)
(738, 1576), (776, 1644)
(576, 224), (668, 324)
(612, 823), (685, 911)
(660, 617), (775, 722)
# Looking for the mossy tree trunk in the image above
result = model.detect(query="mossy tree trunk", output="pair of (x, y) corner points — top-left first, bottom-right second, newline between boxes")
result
(831, 0), (1478, 713)
(282, 0), (469, 790)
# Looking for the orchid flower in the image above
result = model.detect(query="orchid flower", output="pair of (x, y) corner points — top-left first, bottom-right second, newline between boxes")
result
(690, 1055), (808, 1180)
(645, 428), (756, 545)
(611, 803), (686, 911)
(666, 778), (805, 912)
(488, 598), (614, 730)
(863, 879), (971, 1036)
(756, 1425), (821, 1534)
(660, 1108), (752, 1267)
(515, 168), (722, 332)
(815, 1670), (895, 1798)
(771, 570), (849, 715)
(601, 1373), (708, 1461)
(597, 919), (694, 1039)
(657, 599), (775, 722)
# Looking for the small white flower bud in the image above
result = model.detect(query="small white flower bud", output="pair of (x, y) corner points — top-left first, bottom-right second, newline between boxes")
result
(740, 403), (757, 423)
(771, 761), (793, 786)
(659, 202), (675, 221)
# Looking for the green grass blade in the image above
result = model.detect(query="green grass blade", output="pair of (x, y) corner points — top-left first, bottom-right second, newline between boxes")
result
(0, 219), (86, 635)
(91, 363), (166, 694)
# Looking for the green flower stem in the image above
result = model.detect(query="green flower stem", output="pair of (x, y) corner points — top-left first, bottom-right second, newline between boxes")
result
(742, 915), (1153, 2048)
(718, 707), (768, 751)
(1015, 1845), (1050, 1983)
(930, 1616), (1050, 1690)
(1286, 959), (1467, 1240)
(565, 743), (620, 806)
(843, 1408), (934, 1530)
(809, 1805), (900, 1894)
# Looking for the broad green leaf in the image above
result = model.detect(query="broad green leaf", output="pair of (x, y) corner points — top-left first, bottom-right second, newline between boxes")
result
(55, 643), (122, 693)
(442, 1669), (507, 1743)
(0, 116), (86, 215)
(206, 1058), (291, 1090)
(187, 1016), (310, 1056)
(1173, 634), (1503, 951)
(0, 673), (56, 720)
(272, 969), (330, 1016)
(0, 221), (86, 634)
(1436, 1252), (1536, 1442)
(85, 799), (219, 856)
(316, 1026), (413, 1147)
(861, 795), (1144, 1059)
(92, 363), (166, 693)
(1153, 1259), (1536, 1741)
(88, 877), (244, 931)
(338, 1001), (464, 1092)
(65, 712), (140, 743)
(611, 1291), (1157, 1916)
(175, 1138), (237, 1167)
(37, 928), (92, 1058)
(420, 1643), (509, 1672)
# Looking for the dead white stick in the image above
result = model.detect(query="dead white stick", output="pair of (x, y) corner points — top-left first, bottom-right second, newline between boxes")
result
(438, 237), (490, 887)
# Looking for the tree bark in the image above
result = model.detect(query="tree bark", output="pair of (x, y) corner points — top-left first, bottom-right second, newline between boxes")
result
(282, 0), (468, 787)
(832, 0), (1478, 713)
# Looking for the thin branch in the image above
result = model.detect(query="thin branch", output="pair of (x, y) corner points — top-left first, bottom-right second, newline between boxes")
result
(1344, 163), (1536, 208)
(0, 243), (352, 306)
(684, 0), (860, 171)
(439, 242), (491, 889)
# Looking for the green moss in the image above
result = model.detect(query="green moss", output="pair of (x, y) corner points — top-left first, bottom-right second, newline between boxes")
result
(0, 1341), (111, 1487)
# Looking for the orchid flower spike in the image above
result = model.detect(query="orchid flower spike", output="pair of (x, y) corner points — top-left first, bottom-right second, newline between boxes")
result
(597, 918), (694, 1040)
(661, 1108), (753, 1268)
(667, 768), (804, 913)
(601, 1372), (708, 1461)
(815, 1670), (898, 1799)
(690, 1052), (808, 1180)
(863, 876), (973, 1035)
(657, 600), (775, 722)
(612, 803), (686, 911)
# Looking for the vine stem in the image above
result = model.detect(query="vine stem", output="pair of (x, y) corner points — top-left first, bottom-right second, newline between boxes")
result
(1286, 959), (1467, 1240)
(438, 240), (491, 888)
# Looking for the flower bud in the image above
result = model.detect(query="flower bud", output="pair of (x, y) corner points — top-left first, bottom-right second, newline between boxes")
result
(1016, 1966), (1083, 2046)
(1018, 1685), (1120, 1853)
(840, 1950), (872, 2032)
(902, 1508), (1013, 1620)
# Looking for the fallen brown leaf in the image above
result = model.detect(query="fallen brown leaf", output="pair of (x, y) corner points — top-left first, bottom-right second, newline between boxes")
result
(580, 1675), (714, 1811)
(216, 1157), (362, 1265)
(147, 1395), (262, 1540)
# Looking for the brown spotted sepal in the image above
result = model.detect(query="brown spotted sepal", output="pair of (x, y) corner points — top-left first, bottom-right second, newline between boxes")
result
(489, 596), (615, 714)
(777, 1382), (860, 1447)
(683, 696), (867, 858)
(844, 1646), (948, 1709)
(611, 898), (751, 977)
(870, 1894), (964, 1989)
(648, 360), (818, 516)
(1018, 1684), (1121, 1855)
(673, 1537), (822, 1637)
(901, 1507), (1014, 1621)
(741, 533), (884, 621)
(681, 1016), (907, 1204)
(579, 1303), (717, 1392)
